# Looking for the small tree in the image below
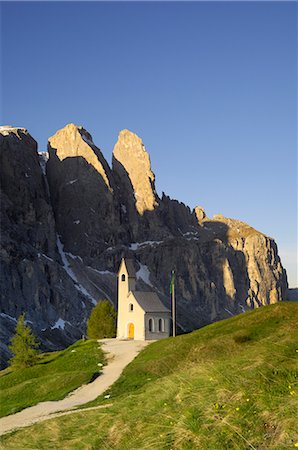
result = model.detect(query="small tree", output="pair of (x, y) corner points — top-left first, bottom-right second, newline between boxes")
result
(9, 313), (40, 369)
(87, 300), (116, 339)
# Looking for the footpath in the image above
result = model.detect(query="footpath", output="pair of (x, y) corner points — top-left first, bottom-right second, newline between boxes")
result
(0, 339), (148, 435)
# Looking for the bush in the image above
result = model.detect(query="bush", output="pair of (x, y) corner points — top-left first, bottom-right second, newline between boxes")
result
(87, 300), (116, 339)
(9, 313), (40, 369)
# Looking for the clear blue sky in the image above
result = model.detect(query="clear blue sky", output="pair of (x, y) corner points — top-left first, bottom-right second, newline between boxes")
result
(1, 1), (297, 287)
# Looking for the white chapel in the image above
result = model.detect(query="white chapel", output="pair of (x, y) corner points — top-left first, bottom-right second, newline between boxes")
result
(117, 258), (171, 340)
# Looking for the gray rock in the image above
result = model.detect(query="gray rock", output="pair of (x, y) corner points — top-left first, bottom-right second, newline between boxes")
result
(0, 127), (94, 367)
(0, 124), (288, 367)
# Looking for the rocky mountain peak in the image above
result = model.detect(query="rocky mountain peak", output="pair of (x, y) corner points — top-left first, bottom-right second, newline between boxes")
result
(0, 124), (288, 368)
(0, 125), (28, 136)
(212, 215), (260, 239)
(0, 126), (36, 148)
(112, 129), (158, 215)
(48, 123), (112, 192)
(194, 206), (207, 223)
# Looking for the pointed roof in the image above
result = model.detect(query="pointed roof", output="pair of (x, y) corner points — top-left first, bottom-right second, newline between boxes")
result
(119, 258), (136, 278)
(129, 291), (170, 313)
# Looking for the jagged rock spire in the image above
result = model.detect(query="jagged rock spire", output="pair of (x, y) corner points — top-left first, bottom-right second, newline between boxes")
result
(48, 123), (113, 192)
(112, 129), (158, 215)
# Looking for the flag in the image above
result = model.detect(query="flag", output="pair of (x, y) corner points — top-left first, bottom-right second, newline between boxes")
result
(170, 270), (175, 295)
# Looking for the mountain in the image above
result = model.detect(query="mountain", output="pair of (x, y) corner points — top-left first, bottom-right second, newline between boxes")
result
(0, 124), (288, 367)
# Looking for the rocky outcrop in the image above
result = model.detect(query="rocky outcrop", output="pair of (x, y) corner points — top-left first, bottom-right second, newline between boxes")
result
(194, 206), (207, 223)
(202, 216), (287, 308)
(46, 124), (126, 261)
(0, 126), (104, 367)
(215, 218), (286, 308)
(113, 130), (158, 215)
(0, 124), (288, 367)
(48, 124), (113, 191)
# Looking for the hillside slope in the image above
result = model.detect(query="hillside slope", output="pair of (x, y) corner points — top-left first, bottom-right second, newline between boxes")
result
(1, 302), (297, 449)
(0, 340), (103, 418)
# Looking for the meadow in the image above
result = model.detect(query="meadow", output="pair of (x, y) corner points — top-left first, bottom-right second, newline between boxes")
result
(0, 339), (104, 418)
(1, 302), (297, 449)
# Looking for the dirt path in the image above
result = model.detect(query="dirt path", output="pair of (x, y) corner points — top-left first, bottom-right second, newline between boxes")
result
(0, 339), (149, 436)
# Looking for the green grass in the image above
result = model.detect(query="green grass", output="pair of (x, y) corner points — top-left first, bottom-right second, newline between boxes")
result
(1, 302), (298, 449)
(0, 339), (104, 418)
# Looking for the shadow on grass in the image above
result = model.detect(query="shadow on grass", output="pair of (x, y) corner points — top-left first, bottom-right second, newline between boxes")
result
(37, 353), (64, 366)
(88, 372), (101, 383)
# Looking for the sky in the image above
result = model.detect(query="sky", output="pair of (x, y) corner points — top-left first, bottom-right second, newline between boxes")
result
(1, 1), (297, 287)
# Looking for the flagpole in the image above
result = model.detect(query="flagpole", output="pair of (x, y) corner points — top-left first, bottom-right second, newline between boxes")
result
(172, 270), (176, 337)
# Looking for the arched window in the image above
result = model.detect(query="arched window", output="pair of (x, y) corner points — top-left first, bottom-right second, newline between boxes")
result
(121, 274), (126, 282)
(158, 318), (164, 332)
(129, 303), (134, 312)
(148, 318), (154, 332)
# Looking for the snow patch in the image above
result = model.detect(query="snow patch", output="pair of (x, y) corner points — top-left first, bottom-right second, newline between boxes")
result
(73, 220), (80, 225)
(56, 235), (97, 305)
(129, 240), (163, 251)
(41, 253), (53, 262)
(0, 313), (32, 325)
(66, 252), (83, 263)
(136, 263), (153, 286)
(38, 152), (49, 175)
(88, 267), (114, 276)
(56, 235), (78, 282)
(51, 318), (69, 330)
(75, 285), (97, 305)
(67, 179), (78, 185)
(183, 231), (199, 237)
(224, 308), (234, 316)
(121, 204), (127, 214)
(0, 313), (17, 322)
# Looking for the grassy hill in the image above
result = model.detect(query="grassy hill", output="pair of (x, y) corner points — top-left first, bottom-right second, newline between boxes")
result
(0, 339), (104, 417)
(1, 302), (298, 449)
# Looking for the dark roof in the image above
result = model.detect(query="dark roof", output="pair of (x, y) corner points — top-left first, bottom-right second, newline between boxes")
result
(130, 291), (170, 313)
(124, 259), (136, 278)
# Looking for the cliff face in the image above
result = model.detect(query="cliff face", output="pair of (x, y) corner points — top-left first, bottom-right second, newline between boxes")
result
(113, 129), (158, 216)
(47, 124), (123, 261)
(0, 124), (288, 366)
(0, 126), (109, 365)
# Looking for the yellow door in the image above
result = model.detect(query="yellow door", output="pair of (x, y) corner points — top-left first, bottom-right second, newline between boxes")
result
(128, 323), (134, 339)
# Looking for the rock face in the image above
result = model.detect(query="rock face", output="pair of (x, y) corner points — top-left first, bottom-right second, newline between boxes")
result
(194, 206), (206, 223)
(113, 130), (158, 215)
(0, 126), (113, 366)
(47, 124), (123, 261)
(0, 124), (288, 367)
(48, 124), (112, 191)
